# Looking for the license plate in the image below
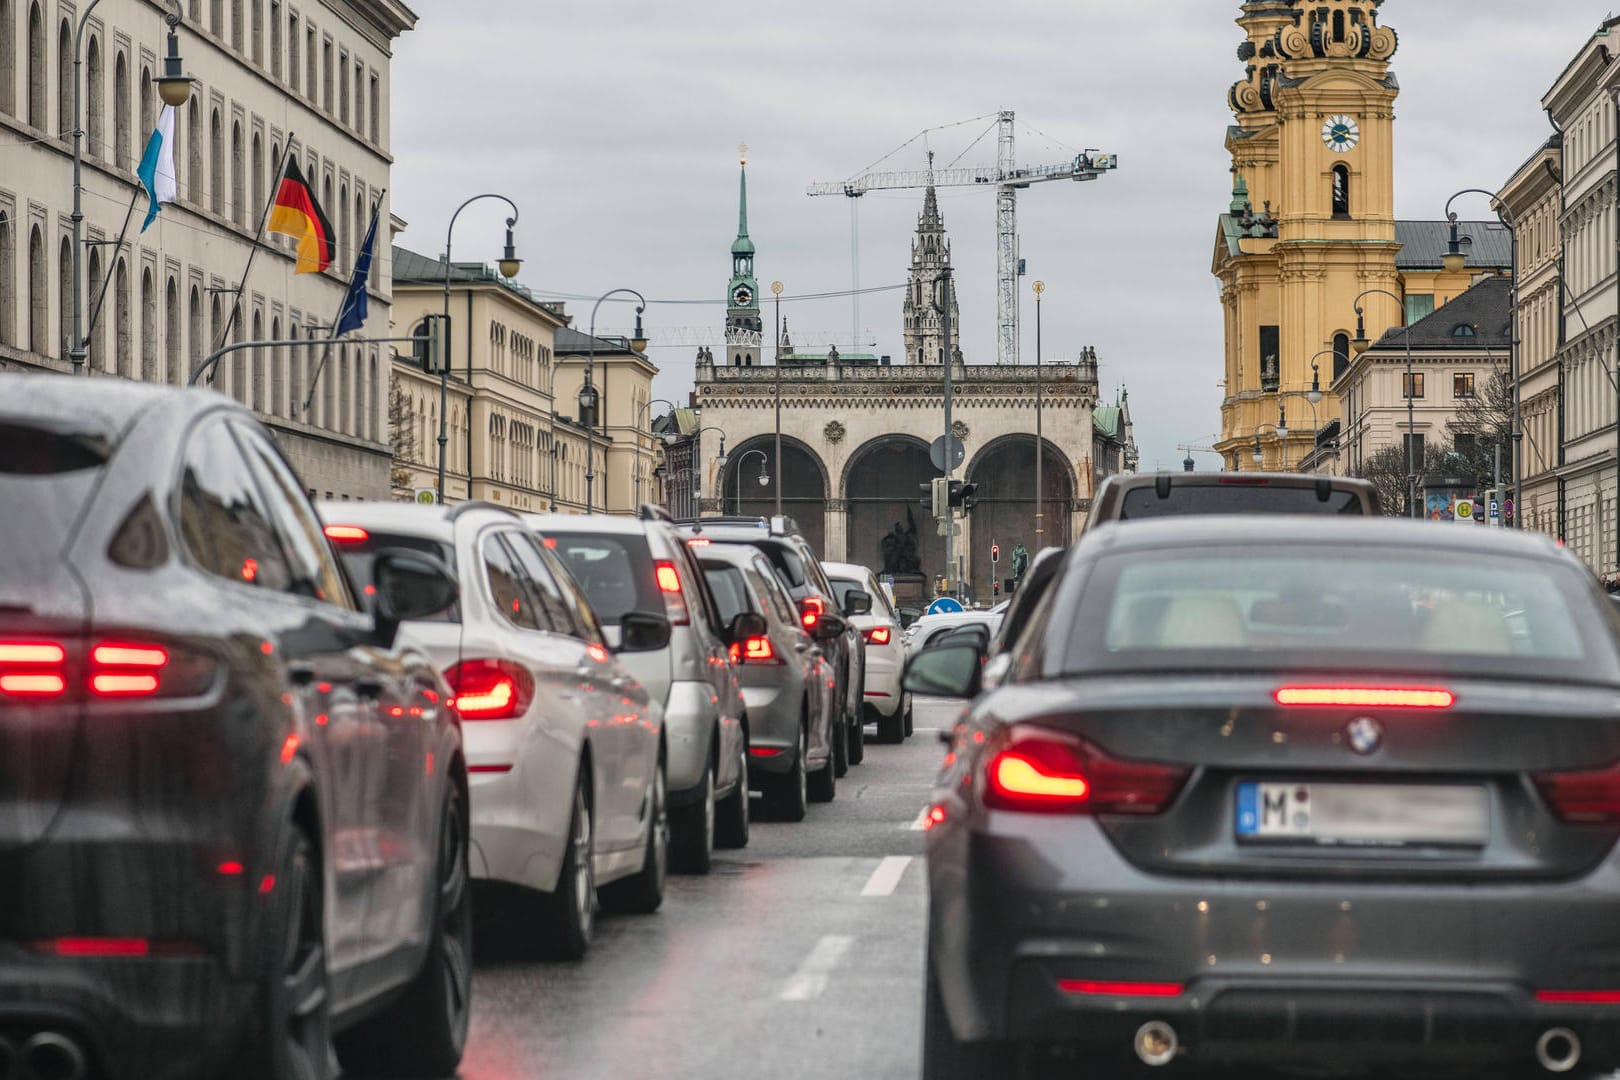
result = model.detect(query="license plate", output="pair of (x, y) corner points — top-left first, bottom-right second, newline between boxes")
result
(1235, 782), (1489, 846)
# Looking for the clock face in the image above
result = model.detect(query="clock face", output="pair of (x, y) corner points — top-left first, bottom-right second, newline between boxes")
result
(1322, 114), (1360, 153)
(733, 286), (754, 307)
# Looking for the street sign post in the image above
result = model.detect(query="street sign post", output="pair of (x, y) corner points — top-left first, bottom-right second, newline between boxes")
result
(927, 597), (965, 616)
(413, 488), (436, 506)
(929, 435), (966, 472)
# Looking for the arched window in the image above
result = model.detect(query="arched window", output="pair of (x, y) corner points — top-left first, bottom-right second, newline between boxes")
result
(55, 18), (69, 142)
(0, 211), (13, 346)
(231, 119), (244, 226)
(366, 353), (378, 440)
(208, 294), (222, 389)
(165, 276), (181, 384)
(209, 107), (223, 216)
(84, 35), (101, 160)
(1331, 164), (1350, 217)
(228, 302), (244, 402)
(140, 267), (157, 381)
(114, 258), (131, 377)
(85, 247), (101, 367)
(745, 353), (752, 365)
(269, 316), (284, 415)
(1452, 323), (1477, 339)
(139, 67), (152, 148)
(251, 132), (264, 218)
(1333, 332), (1350, 380)
(1332, 9), (1346, 43)
(188, 285), (202, 373)
(337, 181), (349, 273)
(337, 351), (350, 434)
(250, 0), (262, 65)
(25, 2), (43, 130)
(209, 0), (223, 37)
(230, 0), (243, 51)
(287, 319), (302, 414)
(0, 0), (15, 117)
(27, 224), (44, 353)
(186, 97), (201, 203)
(113, 49), (129, 168)
(250, 309), (264, 410)
(56, 236), (70, 360)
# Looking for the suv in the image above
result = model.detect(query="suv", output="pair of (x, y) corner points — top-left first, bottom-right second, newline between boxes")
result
(1087, 472), (1381, 528)
(678, 517), (866, 773)
(525, 509), (749, 873)
(822, 561), (907, 743)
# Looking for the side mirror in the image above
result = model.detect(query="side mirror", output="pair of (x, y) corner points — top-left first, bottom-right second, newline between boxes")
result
(371, 549), (457, 645)
(902, 643), (982, 699)
(617, 611), (673, 654)
(813, 612), (848, 642)
(842, 589), (873, 617)
(728, 611), (768, 644)
(980, 652), (1013, 692)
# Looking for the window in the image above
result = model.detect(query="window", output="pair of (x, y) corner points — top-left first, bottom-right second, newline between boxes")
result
(140, 267), (156, 381)
(250, 0), (262, 63)
(115, 259), (130, 377)
(139, 68), (152, 150)
(1404, 294), (1435, 324)
(1454, 372), (1477, 399)
(186, 97), (201, 203)
(177, 419), (294, 590)
(231, 119), (245, 226)
(1258, 325), (1280, 392)
(1454, 433), (1478, 458)
(0, 0), (14, 117)
(251, 132), (264, 217)
(26, 224), (43, 353)
(1452, 323), (1477, 339)
(483, 535), (542, 631)
(165, 276), (180, 384)
(210, 0), (223, 37)
(353, 59), (364, 134)
(56, 236), (69, 360)
(0, 211), (11, 346)
(1403, 372), (1425, 398)
(270, 1), (281, 77)
(1332, 332), (1350, 381)
(188, 285), (202, 373)
(368, 72), (379, 143)
(210, 107), (223, 215)
(54, 18), (68, 140)
(269, 316), (283, 414)
(230, 0), (242, 51)
(322, 38), (332, 113)
(305, 25), (315, 104)
(1402, 433), (1425, 465)
(286, 11), (298, 92)
(337, 47), (348, 123)
(1331, 163), (1349, 217)
(85, 36), (102, 160)
(232, 420), (352, 607)
(504, 531), (579, 636)
(25, 2), (42, 129)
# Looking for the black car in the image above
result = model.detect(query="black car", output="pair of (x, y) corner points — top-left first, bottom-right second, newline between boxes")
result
(1086, 471), (1381, 529)
(0, 376), (470, 1080)
(910, 517), (1620, 1079)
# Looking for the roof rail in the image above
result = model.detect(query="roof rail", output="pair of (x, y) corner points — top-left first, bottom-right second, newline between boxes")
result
(638, 503), (675, 523)
(445, 499), (522, 523)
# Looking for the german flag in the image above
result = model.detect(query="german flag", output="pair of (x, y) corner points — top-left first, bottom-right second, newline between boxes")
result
(268, 158), (334, 274)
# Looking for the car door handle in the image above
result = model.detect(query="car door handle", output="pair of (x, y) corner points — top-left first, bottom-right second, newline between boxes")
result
(355, 676), (386, 700)
(287, 662), (316, 687)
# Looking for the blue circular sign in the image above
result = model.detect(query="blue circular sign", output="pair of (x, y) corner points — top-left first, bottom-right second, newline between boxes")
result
(927, 597), (965, 615)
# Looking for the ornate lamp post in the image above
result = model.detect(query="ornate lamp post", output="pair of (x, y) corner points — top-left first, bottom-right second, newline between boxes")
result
(689, 426), (729, 511)
(1351, 287), (1416, 517)
(634, 396), (679, 508)
(731, 448), (770, 513)
(772, 280), (784, 516)
(583, 289), (649, 515)
(1032, 279), (1045, 544)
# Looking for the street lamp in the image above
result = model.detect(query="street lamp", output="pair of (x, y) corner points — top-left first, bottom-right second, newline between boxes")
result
(1033, 279), (1045, 544)
(634, 396), (680, 507)
(584, 288), (649, 515)
(154, 3), (195, 107)
(439, 194), (520, 504)
(1445, 187), (1521, 528)
(687, 426), (728, 511)
(731, 448), (770, 513)
(772, 280), (784, 516)
(1352, 287), (1418, 518)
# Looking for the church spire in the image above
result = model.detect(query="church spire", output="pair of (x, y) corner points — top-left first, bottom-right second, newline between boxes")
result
(902, 157), (959, 366)
(732, 144), (755, 257)
(725, 143), (762, 366)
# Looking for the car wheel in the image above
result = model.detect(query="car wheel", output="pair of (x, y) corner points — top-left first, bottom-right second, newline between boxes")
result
(768, 722), (808, 823)
(533, 775), (595, 960)
(335, 781), (472, 1078)
(671, 757), (715, 874)
(847, 702), (866, 765)
(832, 696), (850, 778)
(599, 765), (668, 914)
(922, 953), (1012, 1080)
(877, 704), (905, 744)
(238, 825), (334, 1080)
(715, 737), (750, 849)
(808, 733), (837, 804)
(903, 694), (914, 738)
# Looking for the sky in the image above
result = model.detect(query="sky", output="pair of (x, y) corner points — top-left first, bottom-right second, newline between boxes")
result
(389, 1), (1607, 473)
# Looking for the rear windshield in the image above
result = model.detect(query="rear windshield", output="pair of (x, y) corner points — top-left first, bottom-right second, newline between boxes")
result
(741, 541), (807, 597)
(827, 576), (868, 613)
(0, 422), (110, 560)
(333, 533), (458, 622)
(1117, 483), (1365, 519)
(547, 531), (659, 626)
(701, 561), (754, 625)
(1059, 545), (1620, 684)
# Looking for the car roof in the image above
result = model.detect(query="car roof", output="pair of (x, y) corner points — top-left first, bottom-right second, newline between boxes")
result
(911, 611), (1000, 629)
(691, 540), (758, 567)
(1101, 471), (1375, 492)
(521, 513), (657, 537)
(1083, 514), (1572, 562)
(3, 374), (242, 445)
(820, 561), (874, 581)
(315, 500), (460, 544)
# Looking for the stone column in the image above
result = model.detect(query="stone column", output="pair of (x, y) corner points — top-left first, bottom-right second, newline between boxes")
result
(825, 498), (848, 562)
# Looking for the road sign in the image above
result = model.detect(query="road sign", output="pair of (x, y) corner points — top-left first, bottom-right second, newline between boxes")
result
(927, 597), (965, 615)
(413, 488), (437, 505)
(991, 543), (1000, 564)
(929, 435), (966, 472)
(1454, 499), (1475, 523)
(1504, 498), (1515, 522)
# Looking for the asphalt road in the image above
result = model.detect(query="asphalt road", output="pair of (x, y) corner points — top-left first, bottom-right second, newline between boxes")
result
(457, 697), (964, 1080)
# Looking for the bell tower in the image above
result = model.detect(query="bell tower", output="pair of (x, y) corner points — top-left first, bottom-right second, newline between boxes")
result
(726, 145), (763, 367)
(902, 157), (961, 366)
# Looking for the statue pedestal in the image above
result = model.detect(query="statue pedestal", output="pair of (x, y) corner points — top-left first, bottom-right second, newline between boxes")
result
(885, 573), (928, 607)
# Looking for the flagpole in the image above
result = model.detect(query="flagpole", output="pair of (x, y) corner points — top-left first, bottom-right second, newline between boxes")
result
(301, 192), (383, 418)
(213, 133), (295, 355)
(84, 188), (141, 347)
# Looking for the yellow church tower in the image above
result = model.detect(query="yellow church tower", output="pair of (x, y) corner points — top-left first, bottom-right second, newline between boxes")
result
(1215, 1), (1401, 470)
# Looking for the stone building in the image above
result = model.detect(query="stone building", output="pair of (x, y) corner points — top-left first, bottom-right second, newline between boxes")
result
(901, 170), (960, 367)
(0, 0), (415, 499)
(553, 325), (660, 514)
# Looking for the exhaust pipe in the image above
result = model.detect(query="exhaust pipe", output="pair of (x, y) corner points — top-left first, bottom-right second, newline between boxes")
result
(0, 1037), (16, 1080)
(22, 1032), (86, 1080)
(1536, 1027), (1582, 1074)
(1134, 1020), (1179, 1067)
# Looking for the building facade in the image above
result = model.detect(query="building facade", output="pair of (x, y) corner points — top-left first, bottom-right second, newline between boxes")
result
(901, 176), (961, 367)
(0, 0), (414, 498)
(553, 325), (660, 515)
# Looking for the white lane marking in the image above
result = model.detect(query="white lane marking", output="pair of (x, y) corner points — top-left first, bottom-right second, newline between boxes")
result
(906, 807), (931, 831)
(778, 935), (855, 1001)
(861, 855), (913, 897)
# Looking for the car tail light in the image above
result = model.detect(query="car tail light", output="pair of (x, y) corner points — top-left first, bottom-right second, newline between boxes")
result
(983, 726), (1189, 815)
(799, 596), (825, 629)
(89, 641), (169, 698)
(2, 637), (213, 701)
(323, 525), (370, 543)
(1535, 989), (1620, 1005)
(444, 659), (535, 721)
(653, 560), (690, 626)
(1275, 686), (1454, 709)
(0, 640), (68, 698)
(728, 636), (780, 665)
(863, 627), (892, 646)
(686, 537), (711, 547)
(1534, 761), (1620, 825)
(1058, 979), (1185, 998)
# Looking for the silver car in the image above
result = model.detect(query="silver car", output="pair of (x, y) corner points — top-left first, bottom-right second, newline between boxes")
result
(526, 509), (750, 872)
(694, 542), (841, 819)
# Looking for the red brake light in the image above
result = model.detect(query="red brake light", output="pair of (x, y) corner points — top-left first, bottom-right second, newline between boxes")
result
(93, 644), (167, 668)
(1534, 761), (1620, 825)
(1275, 686), (1454, 709)
(0, 643), (65, 664)
(0, 673), (66, 696)
(445, 659), (535, 720)
(729, 636), (780, 665)
(653, 560), (690, 626)
(984, 727), (1189, 815)
(863, 627), (891, 645)
(686, 537), (711, 547)
(656, 563), (681, 593)
(1058, 979), (1185, 998)
(0, 640), (68, 699)
(1536, 989), (1620, 1005)
(799, 596), (825, 629)
(323, 525), (369, 543)
(89, 640), (171, 698)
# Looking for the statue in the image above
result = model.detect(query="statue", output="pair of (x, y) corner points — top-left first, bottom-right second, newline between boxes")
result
(1011, 543), (1030, 581)
(880, 507), (922, 576)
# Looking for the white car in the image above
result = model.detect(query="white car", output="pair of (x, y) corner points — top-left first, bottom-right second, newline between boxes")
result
(320, 501), (669, 962)
(902, 610), (1005, 661)
(822, 561), (910, 743)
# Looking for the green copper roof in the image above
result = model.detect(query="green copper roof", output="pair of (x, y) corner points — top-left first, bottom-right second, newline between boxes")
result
(732, 163), (755, 256)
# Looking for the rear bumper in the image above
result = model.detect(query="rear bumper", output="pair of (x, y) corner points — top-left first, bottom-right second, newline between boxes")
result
(860, 646), (903, 719)
(930, 812), (1620, 1067)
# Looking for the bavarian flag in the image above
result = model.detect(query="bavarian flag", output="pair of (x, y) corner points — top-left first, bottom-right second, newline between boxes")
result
(268, 158), (334, 274)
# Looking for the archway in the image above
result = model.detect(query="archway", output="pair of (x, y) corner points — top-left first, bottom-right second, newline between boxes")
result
(717, 435), (827, 557)
(841, 435), (941, 583)
(964, 435), (1075, 599)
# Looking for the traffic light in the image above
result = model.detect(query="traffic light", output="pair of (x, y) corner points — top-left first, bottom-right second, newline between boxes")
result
(415, 314), (450, 374)
(949, 481), (978, 512)
(919, 478), (948, 518)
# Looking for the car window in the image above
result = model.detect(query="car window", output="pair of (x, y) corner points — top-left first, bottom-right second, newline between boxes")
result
(177, 418), (295, 592)
(754, 541), (807, 593)
(750, 556), (797, 626)
(231, 421), (353, 608)
(1117, 483), (1365, 519)
(482, 533), (542, 631)
(330, 530), (459, 622)
(537, 543), (608, 646)
(548, 531), (659, 626)
(670, 535), (726, 636)
(503, 530), (577, 637)
(702, 561), (755, 625)
(827, 576), (872, 614)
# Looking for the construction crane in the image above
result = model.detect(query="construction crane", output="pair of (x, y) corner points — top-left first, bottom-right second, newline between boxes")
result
(808, 110), (1118, 366)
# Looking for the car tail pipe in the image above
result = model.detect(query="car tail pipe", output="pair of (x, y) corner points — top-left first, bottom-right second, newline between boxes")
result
(20, 1032), (87, 1080)
(1536, 1027), (1582, 1074)
(1133, 1020), (1179, 1067)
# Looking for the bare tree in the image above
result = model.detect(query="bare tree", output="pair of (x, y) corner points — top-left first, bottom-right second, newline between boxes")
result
(388, 383), (416, 495)
(1445, 368), (1513, 488)
(1352, 443), (1452, 517)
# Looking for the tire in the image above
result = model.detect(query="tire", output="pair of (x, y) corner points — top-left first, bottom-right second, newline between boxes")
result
(832, 696), (850, 778)
(922, 953), (1012, 1080)
(903, 694), (914, 738)
(336, 781), (473, 1078)
(808, 734), (837, 804)
(767, 722), (808, 823)
(671, 757), (715, 874)
(877, 705), (905, 744)
(715, 737), (750, 849)
(847, 703), (866, 765)
(599, 765), (668, 914)
(533, 776), (595, 961)
(236, 825), (334, 1080)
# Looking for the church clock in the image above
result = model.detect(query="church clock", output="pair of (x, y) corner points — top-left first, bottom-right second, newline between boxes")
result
(732, 284), (754, 308)
(1321, 114), (1360, 153)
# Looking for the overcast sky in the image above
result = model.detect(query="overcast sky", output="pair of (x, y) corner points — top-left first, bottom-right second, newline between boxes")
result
(390, 2), (1606, 472)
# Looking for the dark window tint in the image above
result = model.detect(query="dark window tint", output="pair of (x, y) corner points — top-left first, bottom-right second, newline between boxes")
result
(827, 576), (870, 613)
(178, 419), (294, 590)
(751, 541), (809, 597)
(538, 543), (606, 645)
(503, 531), (575, 636)
(702, 562), (754, 625)
(233, 422), (351, 607)
(1117, 483), (1366, 519)
(0, 421), (109, 474)
(0, 422), (108, 565)
(332, 532), (458, 622)
(548, 531), (658, 626)
(483, 534), (540, 631)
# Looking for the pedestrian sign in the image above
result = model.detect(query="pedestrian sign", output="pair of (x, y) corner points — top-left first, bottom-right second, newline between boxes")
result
(927, 597), (964, 615)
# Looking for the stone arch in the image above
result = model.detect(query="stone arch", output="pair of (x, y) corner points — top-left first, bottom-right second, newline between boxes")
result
(840, 433), (940, 584)
(964, 433), (1076, 598)
(718, 433), (828, 556)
